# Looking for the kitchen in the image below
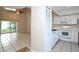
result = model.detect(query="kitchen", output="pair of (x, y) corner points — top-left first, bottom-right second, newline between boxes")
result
(53, 14), (79, 43)
(51, 6), (79, 52)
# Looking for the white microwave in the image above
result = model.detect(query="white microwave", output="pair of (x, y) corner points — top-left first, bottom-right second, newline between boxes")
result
(60, 30), (71, 38)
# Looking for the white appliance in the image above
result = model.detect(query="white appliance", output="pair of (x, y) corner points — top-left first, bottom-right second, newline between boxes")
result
(60, 30), (71, 38)
(60, 29), (72, 42)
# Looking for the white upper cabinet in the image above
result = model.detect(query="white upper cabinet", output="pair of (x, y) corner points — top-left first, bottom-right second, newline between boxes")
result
(70, 15), (77, 24)
(54, 17), (60, 24)
(60, 16), (70, 24)
(54, 15), (77, 24)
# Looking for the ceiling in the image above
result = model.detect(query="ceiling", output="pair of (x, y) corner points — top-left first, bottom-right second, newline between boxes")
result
(2, 6), (79, 15)
(3, 6), (31, 9)
(49, 6), (79, 15)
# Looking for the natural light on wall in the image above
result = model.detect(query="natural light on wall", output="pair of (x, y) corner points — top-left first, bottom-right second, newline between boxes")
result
(62, 26), (70, 28)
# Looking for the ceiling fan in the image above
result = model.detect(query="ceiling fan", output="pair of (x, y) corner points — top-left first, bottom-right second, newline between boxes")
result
(16, 9), (23, 14)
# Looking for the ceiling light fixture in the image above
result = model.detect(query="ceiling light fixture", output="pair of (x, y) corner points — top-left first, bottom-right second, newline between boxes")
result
(5, 7), (23, 14)
(5, 7), (16, 11)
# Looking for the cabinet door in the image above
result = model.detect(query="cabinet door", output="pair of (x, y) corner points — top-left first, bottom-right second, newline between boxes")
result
(62, 16), (72, 24)
(54, 15), (77, 24)
(54, 17), (60, 24)
(60, 16), (67, 24)
(66, 16), (72, 24)
(70, 15), (77, 24)
(71, 29), (78, 43)
(77, 14), (79, 19)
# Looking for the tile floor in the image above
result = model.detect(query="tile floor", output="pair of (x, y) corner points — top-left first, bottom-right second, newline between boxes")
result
(50, 40), (79, 52)
(1, 33), (79, 52)
(0, 33), (31, 52)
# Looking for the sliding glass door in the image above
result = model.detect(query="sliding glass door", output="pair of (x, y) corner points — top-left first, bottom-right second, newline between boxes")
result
(1, 21), (16, 34)
(10, 21), (16, 32)
(0, 21), (17, 52)
(1, 21), (10, 33)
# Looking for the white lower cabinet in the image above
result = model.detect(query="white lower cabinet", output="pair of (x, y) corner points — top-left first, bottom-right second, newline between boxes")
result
(60, 37), (72, 42)
(52, 31), (60, 47)
(71, 30), (78, 43)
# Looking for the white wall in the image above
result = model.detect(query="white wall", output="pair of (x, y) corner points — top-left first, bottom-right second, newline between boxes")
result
(25, 8), (31, 33)
(31, 7), (54, 52)
(31, 6), (46, 52)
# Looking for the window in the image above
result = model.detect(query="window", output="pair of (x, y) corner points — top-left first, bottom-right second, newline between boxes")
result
(1, 21), (16, 34)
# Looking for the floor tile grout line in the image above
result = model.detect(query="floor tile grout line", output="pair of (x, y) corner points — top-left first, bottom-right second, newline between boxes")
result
(0, 36), (5, 52)
(60, 40), (66, 52)
(52, 40), (79, 52)
(71, 42), (72, 52)
(1, 33), (31, 52)
(4, 33), (30, 52)
(3, 34), (16, 52)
